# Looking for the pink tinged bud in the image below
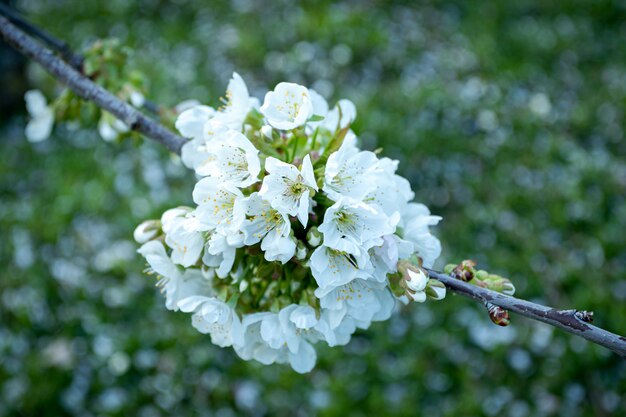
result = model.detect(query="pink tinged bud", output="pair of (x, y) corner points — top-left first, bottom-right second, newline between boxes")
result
(485, 302), (510, 326)
(451, 260), (477, 282)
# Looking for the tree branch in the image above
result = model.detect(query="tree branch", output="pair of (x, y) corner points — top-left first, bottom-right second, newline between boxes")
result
(0, 2), (83, 69)
(426, 268), (626, 357)
(2, 13), (625, 358)
(0, 16), (185, 153)
(0, 4), (162, 115)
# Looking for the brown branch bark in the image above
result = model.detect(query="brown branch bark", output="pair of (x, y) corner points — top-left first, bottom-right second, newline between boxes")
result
(426, 268), (626, 357)
(0, 15), (186, 154)
(2, 13), (626, 358)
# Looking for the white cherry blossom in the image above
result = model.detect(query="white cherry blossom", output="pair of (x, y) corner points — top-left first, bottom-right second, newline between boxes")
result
(375, 235), (414, 277)
(259, 154), (318, 227)
(318, 279), (395, 328)
(305, 89), (329, 131)
(318, 197), (394, 256)
(175, 105), (216, 139)
(24, 90), (54, 142)
(193, 177), (245, 233)
(258, 306), (318, 373)
(202, 231), (242, 278)
(164, 215), (205, 267)
(216, 72), (259, 130)
(364, 157), (414, 219)
(180, 120), (230, 173)
(322, 98), (357, 131)
(240, 193), (295, 264)
(401, 203), (442, 268)
(194, 130), (261, 187)
(137, 241), (212, 311)
(178, 296), (244, 347)
(323, 133), (380, 201)
(310, 246), (369, 297)
(261, 82), (313, 130)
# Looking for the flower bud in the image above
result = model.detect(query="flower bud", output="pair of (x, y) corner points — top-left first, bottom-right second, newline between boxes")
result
(398, 261), (428, 303)
(133, 220), (160, 243)
(261, 125), (273, 139)
(296, 240), (308, 260)
(425, 279), (446, 300)
(306, 227), (322, 247)
(451, 260), (477, 282)
(501, 281), (516, 296)
(485, 302), (510, 326)
(130, 91), (145, 107)
(481, 274), (516, 295)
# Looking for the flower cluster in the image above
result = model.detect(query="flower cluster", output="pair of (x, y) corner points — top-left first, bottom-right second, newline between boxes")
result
(135, 73), (444, 373)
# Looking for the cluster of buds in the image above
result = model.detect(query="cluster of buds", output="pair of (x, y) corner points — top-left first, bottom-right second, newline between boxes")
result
(24, 39), (148, 143)
(397, 261), (446, 303)
(445, 260), (516, 327)
(445, 261), (516, 296)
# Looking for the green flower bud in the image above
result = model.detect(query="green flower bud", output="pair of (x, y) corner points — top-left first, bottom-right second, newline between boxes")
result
(425, 279), (446, 300)
(296, 240), (308, 260)
(306, 226), (322, 247)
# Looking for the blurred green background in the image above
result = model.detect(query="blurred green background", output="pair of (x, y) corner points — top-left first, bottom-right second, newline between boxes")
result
(1, 0), (625, 416)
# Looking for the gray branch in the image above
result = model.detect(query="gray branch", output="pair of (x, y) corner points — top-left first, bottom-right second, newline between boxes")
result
(2, 14), (625, 358)
(426, 268), (626, 357)
(0, 16), (186, 154)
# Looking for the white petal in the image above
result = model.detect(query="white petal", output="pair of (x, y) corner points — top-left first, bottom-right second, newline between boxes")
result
(296, 190), (310, 227)
(178, 295), (211, 313)
(300, 154), (318, 190)
(25, 90), (48, 115)
(25, 110), (54, 142)
(175, 105), (215, 138)
(288, 341), (316, 374)
(289, 306), (317, 329)
(137, 241), (180, 279)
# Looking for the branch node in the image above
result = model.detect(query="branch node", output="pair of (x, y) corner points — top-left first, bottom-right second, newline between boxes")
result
(575, 310), (594, 323)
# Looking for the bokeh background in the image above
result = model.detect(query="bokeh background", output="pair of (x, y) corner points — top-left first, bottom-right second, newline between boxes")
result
(1, 0), (626, 416)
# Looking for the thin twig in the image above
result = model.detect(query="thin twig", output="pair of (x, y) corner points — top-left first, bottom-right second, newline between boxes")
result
(0, 16), (186, 154)
(0, 4), (161, 115)
(426, 268), (626, 357)
(2, 13), (626, 358)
